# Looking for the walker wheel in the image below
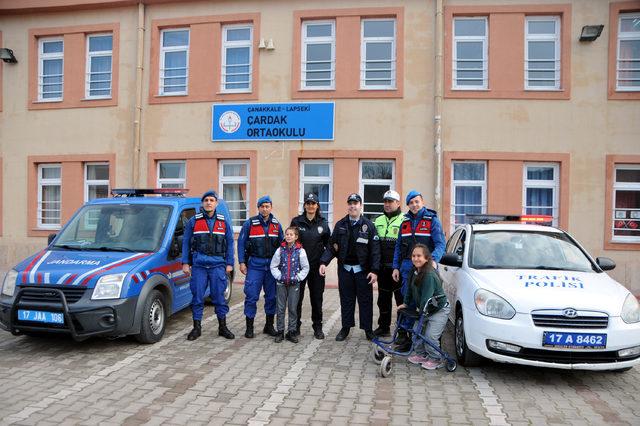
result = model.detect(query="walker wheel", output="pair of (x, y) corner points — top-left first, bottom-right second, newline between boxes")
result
(446, 360), (457, 372)
(380, 356), (393, 377)
(371, 345), (385, 365)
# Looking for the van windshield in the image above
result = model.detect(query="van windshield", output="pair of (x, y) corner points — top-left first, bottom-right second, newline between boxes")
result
(52, 204), (172, 252)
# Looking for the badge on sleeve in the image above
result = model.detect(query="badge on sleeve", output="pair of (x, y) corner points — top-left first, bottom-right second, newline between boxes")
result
(362, 224), (368, 232)
(317, 226), (323, 234)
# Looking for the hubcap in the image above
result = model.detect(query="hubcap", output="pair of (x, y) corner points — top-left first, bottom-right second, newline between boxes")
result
(455, 316), (465, 357)
(149, 299), (164, 335)
(224, 279), (231, 300)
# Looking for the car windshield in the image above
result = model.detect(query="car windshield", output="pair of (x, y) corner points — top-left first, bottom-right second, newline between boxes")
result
(52, 204), (172, 252)
(469, 230), (595, 272)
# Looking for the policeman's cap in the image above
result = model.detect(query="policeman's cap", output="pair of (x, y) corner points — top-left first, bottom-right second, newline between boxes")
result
(201, 190), (218, 201)
(383, 190), (400, 202)
(347, 193), (362, 203)
(304, 193), (319, 204)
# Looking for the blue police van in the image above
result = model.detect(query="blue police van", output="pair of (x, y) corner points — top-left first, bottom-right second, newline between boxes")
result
(0, 189), (234, 343)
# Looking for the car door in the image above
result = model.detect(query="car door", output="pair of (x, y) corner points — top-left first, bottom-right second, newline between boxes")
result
(169, 207), (196, 310)
(440, 228), (466, 318)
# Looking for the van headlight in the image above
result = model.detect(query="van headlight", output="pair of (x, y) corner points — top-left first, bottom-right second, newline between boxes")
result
(92, 273), (127, 300)
(621, 293), (640, 324)
(1, 270), (18, 297)
(475, 289), (516, 319)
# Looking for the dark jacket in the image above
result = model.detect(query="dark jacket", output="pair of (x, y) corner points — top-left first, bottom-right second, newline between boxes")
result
(290, 213), (330, 265)
(319, 215), (381, 273)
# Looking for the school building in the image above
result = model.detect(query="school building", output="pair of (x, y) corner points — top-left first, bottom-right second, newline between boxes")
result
(0, 0), (638, 291)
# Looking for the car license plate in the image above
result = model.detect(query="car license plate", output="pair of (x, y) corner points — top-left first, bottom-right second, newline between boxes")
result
(17, 309), (64, 325)
(543, 332), (607, 349)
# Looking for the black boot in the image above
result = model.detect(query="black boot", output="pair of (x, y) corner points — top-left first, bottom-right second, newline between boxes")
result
(313, 325), (325, 340)
(285, 331), (299, 343)
(274, 331), (284, 343)
(187, 320), (201, 341)
(245, 317), (254, 338)
(218, 318), (235, 339)
(263, 314), (277, 336)
(395, 329), (411, 352)
(335, 327), (350, 341)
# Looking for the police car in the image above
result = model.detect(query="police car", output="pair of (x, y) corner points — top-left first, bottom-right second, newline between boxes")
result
(439, 215), (640, 371)
(0, 189), (234, 343)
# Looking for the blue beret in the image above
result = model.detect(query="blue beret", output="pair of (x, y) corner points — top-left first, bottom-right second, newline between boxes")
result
(201, 190), (218, 201)
(405, 190), (422, 205)
(257, 195), (272, 207)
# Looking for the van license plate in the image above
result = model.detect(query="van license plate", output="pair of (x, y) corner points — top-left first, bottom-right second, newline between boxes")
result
(17, 310), (64, 325)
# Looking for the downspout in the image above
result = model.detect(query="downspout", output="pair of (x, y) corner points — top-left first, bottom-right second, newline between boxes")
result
(433, 0), (444, 213)
(132, 1), (145, 187)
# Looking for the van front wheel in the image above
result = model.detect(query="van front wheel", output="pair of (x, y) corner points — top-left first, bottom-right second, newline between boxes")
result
(135, 290), (166, 344)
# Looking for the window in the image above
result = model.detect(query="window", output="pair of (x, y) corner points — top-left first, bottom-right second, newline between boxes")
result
(38, 38), (64, 101)
(359, 160), (395, 219)
(301, 20), (335, 89)
(612, 165), (640, 242)
(300, 160), (333, 223)
(523, 163), (559, 225)
(451, 161), (486, 232)
(617, 13), (640, 91)
(525, 16), (560, 90)
(85, 34), (113, 99)
(38, 164), (62, 229)
(221, 25), (252, 92)
(160, 29), (189, 95)
(85, 163), (110, 202)
(157, 161), (186, 188)
(219, 160), (249, 230)
(361, 19), (396, 89)
(452, 17), (488, 89)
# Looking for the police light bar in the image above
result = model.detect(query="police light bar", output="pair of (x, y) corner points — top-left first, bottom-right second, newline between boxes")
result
(111, 188), (189, 197)
(467, 214), (553, 225)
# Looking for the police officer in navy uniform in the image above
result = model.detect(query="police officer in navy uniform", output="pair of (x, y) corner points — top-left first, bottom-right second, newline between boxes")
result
(238, 195), (284, 338)
(320, 193), (381, 341)
(290, 193), (331, 339)
(182, 190), (235, 340)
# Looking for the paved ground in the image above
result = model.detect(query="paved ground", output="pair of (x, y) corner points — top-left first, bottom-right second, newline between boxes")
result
(1, 286), (639, 425)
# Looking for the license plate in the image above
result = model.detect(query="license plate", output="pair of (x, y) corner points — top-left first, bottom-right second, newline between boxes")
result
(17, 309), (64, 325)
(542, 332), (607, 349)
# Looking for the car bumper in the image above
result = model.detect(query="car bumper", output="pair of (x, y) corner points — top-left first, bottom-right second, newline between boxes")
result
(463, 305), (640, 370)
(0, 287), (137, 341)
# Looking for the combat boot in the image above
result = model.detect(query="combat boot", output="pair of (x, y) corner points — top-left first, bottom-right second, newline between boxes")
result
(263, 314), (277, 336)
(218, 317), (235, 339)
(245, 317), (255, 338)
(187, 320), (201, 341)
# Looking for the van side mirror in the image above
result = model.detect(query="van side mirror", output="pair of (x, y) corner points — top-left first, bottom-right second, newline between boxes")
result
(440, 253), (463, 268)
(596, 257), (616, 271)
(47, 233), (57, 245)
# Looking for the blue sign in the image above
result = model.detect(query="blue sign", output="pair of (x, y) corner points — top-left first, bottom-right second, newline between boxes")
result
(212, 102), (334, 141)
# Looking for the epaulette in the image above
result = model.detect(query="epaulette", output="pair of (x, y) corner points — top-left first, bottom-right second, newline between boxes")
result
(216, 214), (226, 220)
(272, 218), (279, 224)
(251, 219), (261, 225)
(195, 213), (204, 219)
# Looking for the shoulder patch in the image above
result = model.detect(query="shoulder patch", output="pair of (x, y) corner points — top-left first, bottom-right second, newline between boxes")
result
(272, 218), (279, 224)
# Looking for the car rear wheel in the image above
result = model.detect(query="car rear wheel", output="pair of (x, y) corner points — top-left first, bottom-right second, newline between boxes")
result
(455, 310), (483, 367)
(135, 289), (166, 344)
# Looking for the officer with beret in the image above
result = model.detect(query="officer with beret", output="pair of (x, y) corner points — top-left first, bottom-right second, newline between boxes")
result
(182, 190), (235, 340)
(238, 195), (284, 338)
(320, 193), (381, 341)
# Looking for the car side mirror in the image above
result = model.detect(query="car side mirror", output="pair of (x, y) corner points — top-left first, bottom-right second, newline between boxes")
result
(440, 253), (462, 268)
(47, 233), (57, 245)
(596, 257), (616, 271)
(169, 235), (183, 259)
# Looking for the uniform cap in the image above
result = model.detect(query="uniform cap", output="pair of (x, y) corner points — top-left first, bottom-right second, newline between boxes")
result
(201, 190), (218, 201)
(304, 193), (319, 204)
(347, 193), (362, 203)
(383, 190), (400, 202)
(405, 190), (422, 205)
(257, 195), (272, 207)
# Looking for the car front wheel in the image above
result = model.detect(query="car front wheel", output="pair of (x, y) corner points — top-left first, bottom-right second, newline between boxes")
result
(455, 310), (483, 367)
(135, 289), (166, 344)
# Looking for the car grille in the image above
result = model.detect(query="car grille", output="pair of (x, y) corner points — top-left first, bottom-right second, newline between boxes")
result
(19, 286), (87, 304)
(488, 346), (638, 364)
(531, 310), (609, 329)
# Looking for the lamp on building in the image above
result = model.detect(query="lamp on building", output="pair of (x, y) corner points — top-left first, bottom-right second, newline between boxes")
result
(0, 48), (18, 63)
(266, 38), (275, 50)
(258, 38), (266, 49)
(579, 25), (604, 42)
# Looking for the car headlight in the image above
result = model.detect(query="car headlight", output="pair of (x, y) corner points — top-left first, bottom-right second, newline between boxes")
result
(92, 273), (127, 300)
(475, 288), (516, 319)
(621, 293), (640, 324)
(1, 269), (18, 297)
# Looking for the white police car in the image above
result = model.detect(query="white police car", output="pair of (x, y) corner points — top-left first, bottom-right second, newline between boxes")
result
(439, 215), (640, 371)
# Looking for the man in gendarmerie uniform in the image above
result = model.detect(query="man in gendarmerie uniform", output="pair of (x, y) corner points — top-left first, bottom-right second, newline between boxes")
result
(290, 193), (331, 339)
(182, 190), (235, 340)
(238, 195), (284, 338)
(320, 193), (381, 341)
(372, 190), (404, 337)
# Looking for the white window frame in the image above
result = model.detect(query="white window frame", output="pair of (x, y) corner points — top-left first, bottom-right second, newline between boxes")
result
(452, 17), (488, 90)
(616, 12), (640, 91)
(359, 160), (395, 219)
(38, 37), (64, 102)
(522, 163), (559, 226)
(159, 28), (189, 96)
(84, 163), (110, 202)
(525, 16), (561, 91)
(612, 164), (640, 243)
(299, 160), (333, 224)
(301, 20), (336, 90)
(360, 18), (397, 90)
(451, 161), (487, 234)
(219, 159), (250, 232)
(221, 24), (253, 93)
(157, 160), (186, 189)
(37, 164), (62, 230)
(85, 33), (113, 99)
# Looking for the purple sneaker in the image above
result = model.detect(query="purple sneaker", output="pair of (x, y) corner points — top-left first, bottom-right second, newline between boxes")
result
(408, 355), (429, 365)
(421, 359), (445, 370)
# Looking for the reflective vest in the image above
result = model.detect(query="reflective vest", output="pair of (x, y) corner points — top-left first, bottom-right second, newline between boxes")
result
(191, 212), (228, 258)
(247, 215), (281, 259)
(374, 213), (403, 266)
(399, 216), (435, 259)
